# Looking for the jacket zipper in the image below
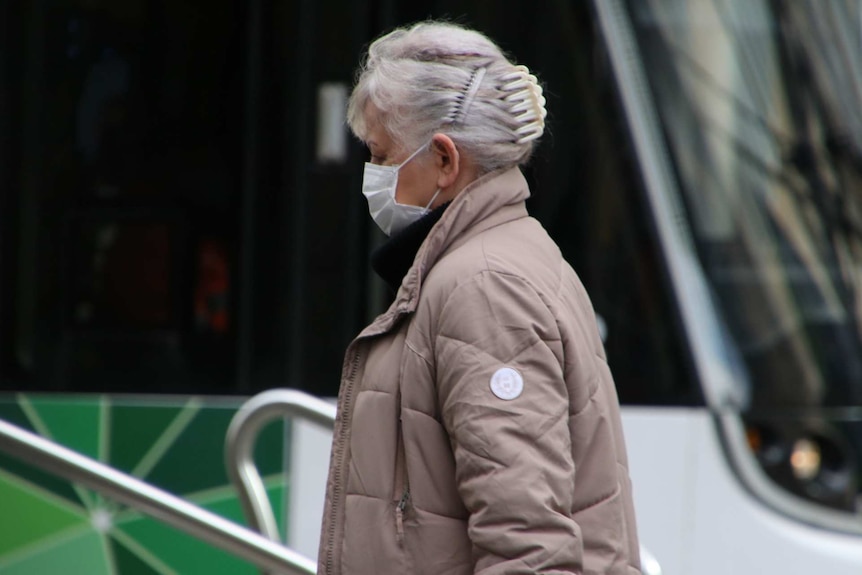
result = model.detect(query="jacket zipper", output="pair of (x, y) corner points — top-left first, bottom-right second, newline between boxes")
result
(324, 346), (361, 575)
(392, 363), (410, 548)
(395, 487), (410, 544)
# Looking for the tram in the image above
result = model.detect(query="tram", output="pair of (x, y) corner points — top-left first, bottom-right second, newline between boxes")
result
(1, 1), (861, 573)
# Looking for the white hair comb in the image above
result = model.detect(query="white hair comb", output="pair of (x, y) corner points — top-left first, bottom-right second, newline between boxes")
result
(500, 65), (547, 144)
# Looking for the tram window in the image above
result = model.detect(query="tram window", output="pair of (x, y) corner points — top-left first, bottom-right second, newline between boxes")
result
(1, 1), (698, 404)
(524, 7), (697, 406)
(1, 2), (242, 393)
(66, 217), (178, 331)
(0, 2), (15, 384)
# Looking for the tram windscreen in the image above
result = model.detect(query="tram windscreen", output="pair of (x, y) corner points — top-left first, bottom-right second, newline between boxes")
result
(626, 0), (862, 408)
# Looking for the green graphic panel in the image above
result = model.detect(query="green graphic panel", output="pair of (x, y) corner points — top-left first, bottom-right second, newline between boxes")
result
(0, 530), (110, 575)
(0, 394), (293, 575)
(119, 511), (246, 574)
(144, 406), (236, 495)
(0, 402), (35, 431)
(255, 420), (289, 477)
(109, 403), (186, 474)
(0, 451), (86, 509)
(117, 483), (285, 575)
(146, 409), (284, 496)
(0, 400), (86, 506)
(0, 473), (87, 557)
(110, 537), (162, 575)
(29, 398), (103, 460)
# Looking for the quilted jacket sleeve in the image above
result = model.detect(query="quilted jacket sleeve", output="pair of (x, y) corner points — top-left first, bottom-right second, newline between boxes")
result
(434, 269), (583, 575)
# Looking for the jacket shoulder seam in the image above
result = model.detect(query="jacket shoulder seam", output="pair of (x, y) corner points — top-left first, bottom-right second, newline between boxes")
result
(405, 338), (433, 367)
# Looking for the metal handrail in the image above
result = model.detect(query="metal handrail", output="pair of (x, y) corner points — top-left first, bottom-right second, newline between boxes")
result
(225, 388), (337, 544)
(0, 418), (316, 575)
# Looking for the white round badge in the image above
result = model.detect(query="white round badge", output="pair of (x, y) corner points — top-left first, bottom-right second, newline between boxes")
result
(489, 367), (524, 400)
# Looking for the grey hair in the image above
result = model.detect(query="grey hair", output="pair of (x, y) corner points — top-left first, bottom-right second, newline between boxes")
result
(347, 21), (548, 173)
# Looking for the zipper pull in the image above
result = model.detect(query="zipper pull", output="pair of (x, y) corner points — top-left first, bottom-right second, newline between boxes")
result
(395, 489), (410, 544)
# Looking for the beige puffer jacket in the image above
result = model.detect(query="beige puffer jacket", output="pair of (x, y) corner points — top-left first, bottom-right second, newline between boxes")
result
(318, 167), (641, 575)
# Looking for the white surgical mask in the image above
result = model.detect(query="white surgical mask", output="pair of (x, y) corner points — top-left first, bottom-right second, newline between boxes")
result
(362, 142), (441, 236)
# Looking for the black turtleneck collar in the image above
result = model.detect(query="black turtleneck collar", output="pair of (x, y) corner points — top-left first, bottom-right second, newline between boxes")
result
(371, 202), (452, 293)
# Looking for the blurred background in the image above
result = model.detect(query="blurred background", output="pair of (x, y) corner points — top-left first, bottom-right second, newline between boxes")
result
(1, 1), (861, 574)
(0, 0), (689, 402)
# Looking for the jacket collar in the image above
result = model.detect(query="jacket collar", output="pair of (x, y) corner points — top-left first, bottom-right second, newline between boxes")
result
(359, 166), (530, 337)
(370, 201), (452, 294)
(401, 166), (532, 305)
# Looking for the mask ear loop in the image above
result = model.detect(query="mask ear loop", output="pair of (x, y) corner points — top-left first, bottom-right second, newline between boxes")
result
(396, 141), (432, 169)
(401, 67), (486, 209)
(424, 188), (441, 210)
(394, 140), (439, 209)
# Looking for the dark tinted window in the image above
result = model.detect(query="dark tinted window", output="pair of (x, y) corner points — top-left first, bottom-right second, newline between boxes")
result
(1, 2), (243, 392)
(1, 0), (697, 405)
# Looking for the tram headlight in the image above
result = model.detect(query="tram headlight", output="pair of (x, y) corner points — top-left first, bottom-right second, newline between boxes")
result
(789, 438), (821, 481)
(745, 421), (858, 513)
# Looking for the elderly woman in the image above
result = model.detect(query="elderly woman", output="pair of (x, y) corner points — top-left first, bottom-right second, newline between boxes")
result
(318, 21), (641, 575)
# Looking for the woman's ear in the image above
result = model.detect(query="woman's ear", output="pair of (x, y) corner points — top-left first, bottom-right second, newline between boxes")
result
(431, 133), (460, 189)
